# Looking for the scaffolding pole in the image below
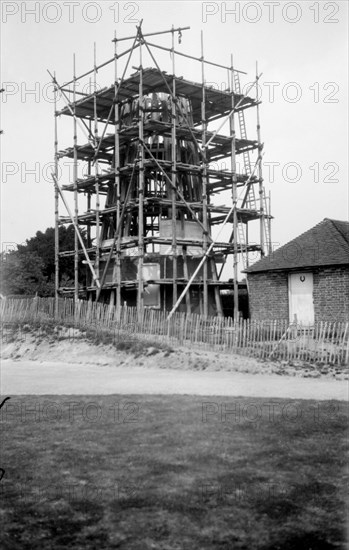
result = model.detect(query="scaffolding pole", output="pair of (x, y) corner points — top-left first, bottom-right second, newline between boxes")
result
(73, 54), (79, 301)
(201, 31), (209, 317)
(93, 43), (100, 298)
(230, 57), (239, 321)
(54, 72), (59, 314)
(268, 190), (272, 253)
(256, 62), (265, 257)
(87, 117), (92, 249)
(114, 33), (121, 313)
(171, 26), (178, 308)
(113, 25), (190, 43)
(145, 39), (246, 73)
(137, 27), (144, 316)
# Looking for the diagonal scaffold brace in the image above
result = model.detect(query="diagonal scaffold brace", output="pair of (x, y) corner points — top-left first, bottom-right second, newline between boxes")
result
(51, 173), (101, 289)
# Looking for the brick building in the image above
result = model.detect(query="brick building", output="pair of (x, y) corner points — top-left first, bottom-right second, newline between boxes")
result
(244, 218), (349, 324)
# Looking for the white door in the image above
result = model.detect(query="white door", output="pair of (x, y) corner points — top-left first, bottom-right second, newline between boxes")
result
(288, 272), (314, 325)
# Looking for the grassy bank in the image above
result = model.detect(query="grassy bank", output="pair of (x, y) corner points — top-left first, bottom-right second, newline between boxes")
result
(1, 319), (174, 356)
(2, 322), (348, 378)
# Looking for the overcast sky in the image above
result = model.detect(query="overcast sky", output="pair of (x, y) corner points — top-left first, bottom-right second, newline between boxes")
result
(1, 0), (348, 265)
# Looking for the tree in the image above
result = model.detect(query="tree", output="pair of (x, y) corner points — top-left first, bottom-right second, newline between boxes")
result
(17, 227), (55, 279)
(18, 225), (86, 282)
(0, 250), (54, 296)
(0, 225), (87, 296)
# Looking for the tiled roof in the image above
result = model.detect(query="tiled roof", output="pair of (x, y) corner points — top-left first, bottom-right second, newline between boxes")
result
(245, 218), (349, 273)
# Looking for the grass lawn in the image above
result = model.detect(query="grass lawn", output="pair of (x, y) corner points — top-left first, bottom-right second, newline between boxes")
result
(0, 395), (348, 549)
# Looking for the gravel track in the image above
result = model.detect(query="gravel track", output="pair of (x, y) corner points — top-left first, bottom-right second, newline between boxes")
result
(1, 359), (347, 400)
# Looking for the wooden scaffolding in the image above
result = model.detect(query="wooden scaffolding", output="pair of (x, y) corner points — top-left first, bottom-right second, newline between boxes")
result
(51, 23), (272, 319)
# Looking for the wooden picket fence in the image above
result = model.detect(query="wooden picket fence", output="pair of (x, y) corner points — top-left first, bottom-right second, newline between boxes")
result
(1, 297), (348, 365)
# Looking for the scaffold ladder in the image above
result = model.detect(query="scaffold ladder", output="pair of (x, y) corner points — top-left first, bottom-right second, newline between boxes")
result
(263, 190), (271, 255)
(233, 71), (256, 211)
(237, 219), (248, 270)
(234, 71), (272, 258)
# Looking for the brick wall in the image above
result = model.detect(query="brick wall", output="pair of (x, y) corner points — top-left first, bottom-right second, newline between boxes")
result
(247, 266), (349, 322)
(247, 271), (289, 320)
(313, 266), (349, 322)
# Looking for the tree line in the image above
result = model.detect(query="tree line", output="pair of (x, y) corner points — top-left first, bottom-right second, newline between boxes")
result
(0, 225), (87, 297)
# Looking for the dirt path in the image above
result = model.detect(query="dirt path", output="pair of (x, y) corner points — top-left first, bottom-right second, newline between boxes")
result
(1, 359), (347, 401)
(1, 332), (347, 400)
